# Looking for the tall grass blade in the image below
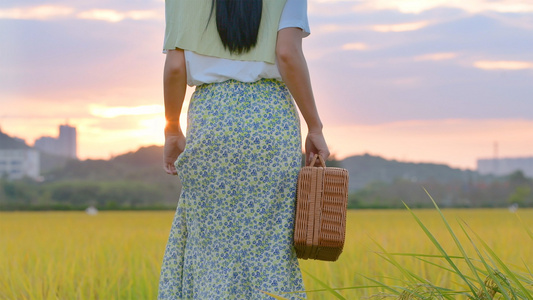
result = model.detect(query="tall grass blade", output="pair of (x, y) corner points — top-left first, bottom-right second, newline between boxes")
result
(466, 223), (533, 299)
(423, 189), (489, 298)
(523, 260), (533, 280)
(359, 274), (401, 296)
(261, 291), (290, 300)
(371, 241), (428, 285)
(297, 286), (384, 293)
(372, 237), (463, 297)
(402, 200), (479, 296)
(413, 256), (470, 278)
(386, 253), (464, 259)
(302, 269), (346, 299)
(516, 213), (533, 241)
(457, 221), (513, 300)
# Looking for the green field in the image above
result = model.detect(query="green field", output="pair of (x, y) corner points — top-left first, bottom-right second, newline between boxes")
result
(1, 209), (532, 299)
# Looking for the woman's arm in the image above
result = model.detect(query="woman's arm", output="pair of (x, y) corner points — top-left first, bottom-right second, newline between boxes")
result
(276, 27), (330, 165)
(163, 49), (187, 175)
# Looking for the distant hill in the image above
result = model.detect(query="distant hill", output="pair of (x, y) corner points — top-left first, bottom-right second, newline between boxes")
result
(112, 145), (163, 167)
(44, 145), (166, 181)
(2, 127), (492, 193)
(340, 154), (490, 191)
(47, 146), (491, 192)
(4, 142), (521, 210)
(42, 145), (181, 204)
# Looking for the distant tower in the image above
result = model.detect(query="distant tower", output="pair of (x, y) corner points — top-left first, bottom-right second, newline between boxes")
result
(59, 124), (77, 159)
(35, 123), (78, 159)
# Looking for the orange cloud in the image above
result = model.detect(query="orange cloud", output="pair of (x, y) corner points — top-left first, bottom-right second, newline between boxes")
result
(76, 9), (161, 23)
(415, 52), (458, 61)
(342, 43), (369, 51)
(473, 61), (533, 70)
(0, 5), (161, 22)
(0, 5), (73, 20)
(353, 0), (533, 14)
(372, 21), (430, 32)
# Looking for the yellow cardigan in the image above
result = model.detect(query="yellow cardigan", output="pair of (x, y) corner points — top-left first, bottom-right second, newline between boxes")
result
(163, 0), (287, 64)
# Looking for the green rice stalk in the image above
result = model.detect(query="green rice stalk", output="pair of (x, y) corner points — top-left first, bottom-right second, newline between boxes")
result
(359, 274), (402, 295)
(424, 189), (491, 298)
(301, 269), (346, 299)
(475, 275), (499, 300)
(296, 286), (385, 293)
(371, 239), (433, 286)
(388, 252), (482, 283)
(398, 284), (448, 300)
(261, 291), (290, 300)
(389, 252), (488, 291)
(494, 271), (519, 300)
(523, 260), (533, 281)
(495, 271), (519, 300)
(402, 200), (479, 296)
(373, 251), (459, 299)
(515, 214), (533, 241)
(456, 221), (512, 300)
(412, 256), (476, 282)
(386, 253), (464, 259)
(399, 282), (462, 299)
(465, 222), (533, 299)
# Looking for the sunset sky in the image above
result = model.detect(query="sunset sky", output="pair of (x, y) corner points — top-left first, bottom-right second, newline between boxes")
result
(1, 0), (532, 169)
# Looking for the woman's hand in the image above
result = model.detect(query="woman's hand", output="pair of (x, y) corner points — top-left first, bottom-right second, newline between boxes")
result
(163, 132), (186, 175)
(276, 28), (329, 166)
(305, 130), (330, 166)
(162, 49), (187, 175)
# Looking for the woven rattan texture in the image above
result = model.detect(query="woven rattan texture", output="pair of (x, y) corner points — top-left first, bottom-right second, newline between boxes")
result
(294, 156), (349, 262)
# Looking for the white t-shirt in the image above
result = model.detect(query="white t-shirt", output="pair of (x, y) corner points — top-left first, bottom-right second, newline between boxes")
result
(183, 0), (310, 86)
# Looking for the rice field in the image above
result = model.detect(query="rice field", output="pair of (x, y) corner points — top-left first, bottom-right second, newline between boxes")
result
(1, 208), (532, 299)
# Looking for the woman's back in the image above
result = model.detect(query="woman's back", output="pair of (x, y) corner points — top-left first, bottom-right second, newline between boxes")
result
(163, 0), (310, 86)
(158, 1), (329, 299)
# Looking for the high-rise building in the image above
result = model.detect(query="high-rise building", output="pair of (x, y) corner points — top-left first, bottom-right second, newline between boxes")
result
(0, 149), (40, 180)
(34, 124), (77, 159)
(59, 124), (77, 159)
(477, 157), (533, 177)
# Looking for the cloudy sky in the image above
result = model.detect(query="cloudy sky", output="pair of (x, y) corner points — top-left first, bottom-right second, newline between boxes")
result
(1, 0), (532, 169)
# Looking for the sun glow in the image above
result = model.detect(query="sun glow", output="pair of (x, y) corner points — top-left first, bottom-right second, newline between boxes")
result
(75, 104), (189, 159)
(138, 114), (188, 139)
(89, 105), (164, 118)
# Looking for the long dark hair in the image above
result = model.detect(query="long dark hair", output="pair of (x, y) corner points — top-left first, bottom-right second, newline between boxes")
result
(210, 0), (263, 54)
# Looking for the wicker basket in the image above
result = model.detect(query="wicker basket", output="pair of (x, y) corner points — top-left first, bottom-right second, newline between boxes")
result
(294, 154), (349, 261)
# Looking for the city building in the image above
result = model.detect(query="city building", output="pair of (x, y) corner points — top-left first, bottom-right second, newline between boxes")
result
(34, 124), (77, 159)
(477, 157), (533, 177)
(0, 149), (40, 180)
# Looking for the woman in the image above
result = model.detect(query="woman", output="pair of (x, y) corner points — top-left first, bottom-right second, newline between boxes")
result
(158, 0), (329, 299)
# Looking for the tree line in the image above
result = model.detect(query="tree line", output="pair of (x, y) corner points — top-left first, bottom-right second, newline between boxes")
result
(1, 145), (532, 210)
(0, 179), (171, 210)
(349, 170), (533, 209)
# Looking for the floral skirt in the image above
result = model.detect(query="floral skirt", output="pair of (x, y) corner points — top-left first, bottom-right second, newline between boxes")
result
(157, 79), (306, 299)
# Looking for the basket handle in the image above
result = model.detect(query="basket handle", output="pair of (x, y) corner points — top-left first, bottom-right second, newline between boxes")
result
(308, 154), (326, 167)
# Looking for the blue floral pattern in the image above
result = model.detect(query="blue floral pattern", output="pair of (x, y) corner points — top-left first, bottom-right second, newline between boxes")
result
(158, 79), (306, 299)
